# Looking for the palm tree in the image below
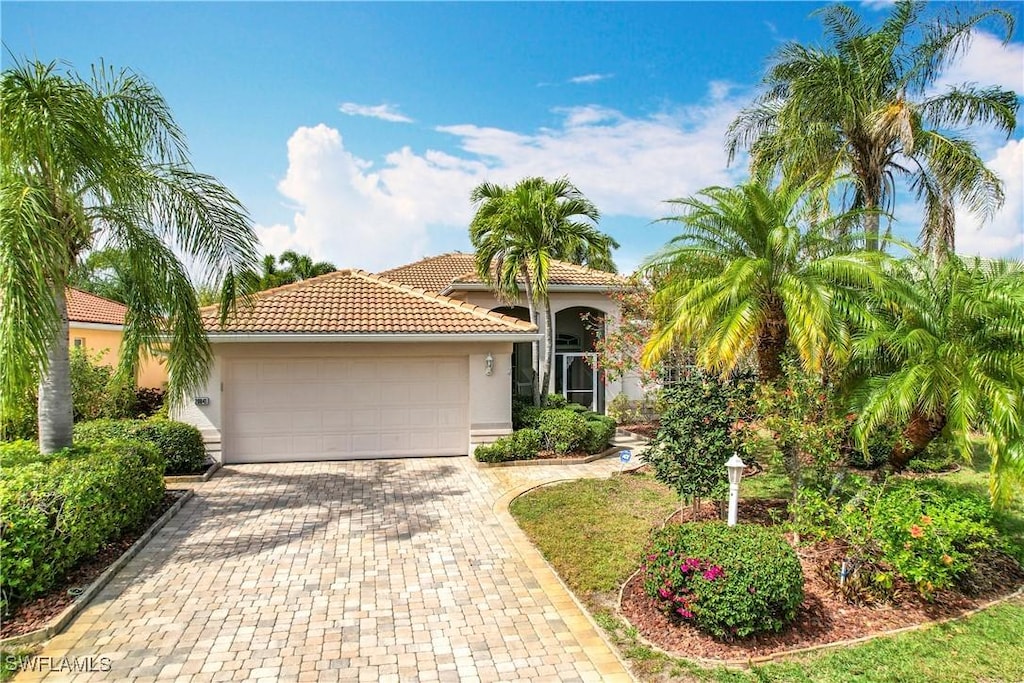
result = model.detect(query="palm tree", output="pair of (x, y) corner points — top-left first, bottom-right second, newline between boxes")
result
(469, 176), (616, 405)
(847, 254), (1024, 505)
(1, 59), (258, 453)
(278, 250), (336, 281)
(641, 180), (883, 383)
(727, 1), (1017, 256)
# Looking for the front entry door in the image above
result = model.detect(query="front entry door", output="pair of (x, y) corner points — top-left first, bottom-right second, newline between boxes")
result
(558, 352), (598, 410)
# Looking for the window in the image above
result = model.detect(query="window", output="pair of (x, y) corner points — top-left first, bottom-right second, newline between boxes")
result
(73, 338), (86, 349)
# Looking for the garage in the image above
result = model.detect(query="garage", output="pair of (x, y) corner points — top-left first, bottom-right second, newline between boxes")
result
(175, 269), (538, 464)
(223, 355), (469, 462)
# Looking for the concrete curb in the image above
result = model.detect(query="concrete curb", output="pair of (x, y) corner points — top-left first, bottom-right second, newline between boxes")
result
(0, 489), (195, 649)
(164, 460), (221, 485)
(615, 567), (1024, 669)
(497, 479), (637, 682)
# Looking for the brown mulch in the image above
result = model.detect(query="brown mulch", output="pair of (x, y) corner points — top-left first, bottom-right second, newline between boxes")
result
(620, 499), (1024, 662)
(0, 490), (186, 639)
(620, 422), (659, 439)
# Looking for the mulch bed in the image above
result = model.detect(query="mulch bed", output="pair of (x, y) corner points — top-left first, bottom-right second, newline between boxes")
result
(0, 490), (186, 640)
(619, 422), (659, 439)
(620, 499), (1024, 662)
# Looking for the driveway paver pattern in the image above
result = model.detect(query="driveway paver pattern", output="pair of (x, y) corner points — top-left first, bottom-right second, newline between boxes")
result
(15, 457), (636, 682)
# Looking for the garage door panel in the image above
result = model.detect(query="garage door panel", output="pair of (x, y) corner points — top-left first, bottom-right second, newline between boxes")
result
(225, 355), (470, 463)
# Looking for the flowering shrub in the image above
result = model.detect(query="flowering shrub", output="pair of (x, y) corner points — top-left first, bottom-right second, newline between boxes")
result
(788, 478), (1005, 600)
(642, 522), (804, 639)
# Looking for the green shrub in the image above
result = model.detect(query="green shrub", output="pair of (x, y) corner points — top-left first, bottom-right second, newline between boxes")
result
(538, 409), (590, 455)
(582, 416), (616, 454)
(543, 394), (568, 409)
(643, 522), (804, 640)
(473, 428), (543, 463)
(905, 439), (958, 474)
(789, 478), (1003, 600)
(0, 440), (165, 608)
(846, 424), (898, 470)
(513, 403), (544, 430)
(133, 387), (166, 418)
(74, 418), (207, 475)
(647, 369), (755, 506)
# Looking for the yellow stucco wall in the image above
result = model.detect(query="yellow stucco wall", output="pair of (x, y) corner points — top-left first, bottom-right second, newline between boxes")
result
(68, 325), (168, 389)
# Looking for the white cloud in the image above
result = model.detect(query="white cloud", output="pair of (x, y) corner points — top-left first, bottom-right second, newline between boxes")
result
(956, 138), (1024, 260)
(338, 102), (413, 123)
(933, 31), (1024, 96)
(568, 73), (613, 85)
(255, 86), (746, 271)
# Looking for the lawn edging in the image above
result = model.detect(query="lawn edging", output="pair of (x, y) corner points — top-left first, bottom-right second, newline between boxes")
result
(473, 444), (624, 468)
(614, 566), (1024, 669)
(499, 478), (638, 681)
(0, 489), (195, 649)
(164, 459), (221, 484)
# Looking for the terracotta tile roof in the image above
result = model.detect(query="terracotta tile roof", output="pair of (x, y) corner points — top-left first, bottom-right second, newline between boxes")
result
(200, 269), (538, 335)
(378, 252), (627, 292)
(66, 288), (127, 326)
(377, 253), (478, 293)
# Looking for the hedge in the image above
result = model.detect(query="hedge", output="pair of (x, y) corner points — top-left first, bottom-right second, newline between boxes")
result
(74, 418), (206, 475)
(0, 440), (165, 609)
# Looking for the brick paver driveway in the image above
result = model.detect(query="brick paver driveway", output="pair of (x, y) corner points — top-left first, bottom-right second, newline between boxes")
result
(18, 457), (635, 683)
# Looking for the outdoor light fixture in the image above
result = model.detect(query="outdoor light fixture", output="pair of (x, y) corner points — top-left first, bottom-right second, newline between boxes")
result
(725, 454), (746, 527)
(484, 352), (494, 376)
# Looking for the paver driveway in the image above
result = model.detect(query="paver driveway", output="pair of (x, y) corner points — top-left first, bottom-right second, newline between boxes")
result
(16, 457), (635, 682)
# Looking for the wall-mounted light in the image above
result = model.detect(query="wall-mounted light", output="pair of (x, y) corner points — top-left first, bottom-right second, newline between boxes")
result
(484, 352), (494, 376)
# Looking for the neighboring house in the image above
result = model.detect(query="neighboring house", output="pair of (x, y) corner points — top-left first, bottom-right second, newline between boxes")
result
(175, 256), (643, 464)
(66, 288), (167, 389)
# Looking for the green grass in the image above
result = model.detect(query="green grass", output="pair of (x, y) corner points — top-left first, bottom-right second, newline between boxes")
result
(1, 646), (38, 682)
(509, 460), (1024, 683)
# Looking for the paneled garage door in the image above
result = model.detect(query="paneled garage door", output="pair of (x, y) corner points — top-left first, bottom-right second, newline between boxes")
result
(224, 356), (469, 462)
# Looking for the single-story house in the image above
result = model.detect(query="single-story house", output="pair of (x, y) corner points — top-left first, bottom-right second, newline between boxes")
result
(176, 255), (644, 463)
(67, 288), (167, 389)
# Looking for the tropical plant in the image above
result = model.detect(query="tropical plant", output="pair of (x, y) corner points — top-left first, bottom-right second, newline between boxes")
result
(847, 255), (1024, 506)
(278, 249), (336, 281)
(641, 180), (883, 383)
(727, 0), (1018, 255)
(68, 246), (132, 303)
(469, 176), (617, 405)
(1, 59), (258, 452)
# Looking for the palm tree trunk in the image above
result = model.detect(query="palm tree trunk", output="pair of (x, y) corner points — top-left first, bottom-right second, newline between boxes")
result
(523, 274), (541, 407)
(863, 176), (882, 252)
(544, 300), (556, 396)
(756, 299), (788, 383)
(890, 409), (946, 471)
(539, 298), (553, 403)
(38, 287), (74, 453)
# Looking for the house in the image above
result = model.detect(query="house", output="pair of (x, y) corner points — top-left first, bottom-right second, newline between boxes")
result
(176, 256), (643, 464)
(67, 288), (167, 389)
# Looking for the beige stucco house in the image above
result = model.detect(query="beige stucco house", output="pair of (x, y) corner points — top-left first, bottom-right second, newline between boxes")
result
(67, 288), (167, 389)
(176, 254), (643, 464)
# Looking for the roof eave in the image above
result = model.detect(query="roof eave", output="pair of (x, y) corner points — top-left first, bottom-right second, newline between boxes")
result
(204, 332), (541, 343)
(445, 283), (625, 294)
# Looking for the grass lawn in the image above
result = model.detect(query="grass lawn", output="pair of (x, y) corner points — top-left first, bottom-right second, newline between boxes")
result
(509, 459), (1024, 682)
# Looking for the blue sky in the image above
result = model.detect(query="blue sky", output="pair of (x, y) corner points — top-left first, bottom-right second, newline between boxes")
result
(3, 1), (1023, 273)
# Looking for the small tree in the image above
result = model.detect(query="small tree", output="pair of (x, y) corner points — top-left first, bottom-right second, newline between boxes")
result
(646, 368), (755, 514)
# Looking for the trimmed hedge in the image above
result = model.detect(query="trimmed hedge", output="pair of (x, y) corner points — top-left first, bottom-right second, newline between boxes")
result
(643, 522), (804, 640)
(75, 418), (206, 475)
(474, 429), (543, 463)
(0, 440), (165, 609)
(537, 409), (590, 455)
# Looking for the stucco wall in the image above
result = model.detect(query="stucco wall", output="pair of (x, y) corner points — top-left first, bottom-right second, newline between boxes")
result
(68, 324), (168, 389)
(451, 289), (646, 409)
(171, 340), (515, 458)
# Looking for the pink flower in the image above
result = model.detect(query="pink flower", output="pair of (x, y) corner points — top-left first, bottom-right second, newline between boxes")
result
(676, 607), (694, 619)
(658, 587), (672, 599)
(702, 565), (724, 581)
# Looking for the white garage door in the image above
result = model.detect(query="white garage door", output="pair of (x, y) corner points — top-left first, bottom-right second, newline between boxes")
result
(224, 356), (469, 463)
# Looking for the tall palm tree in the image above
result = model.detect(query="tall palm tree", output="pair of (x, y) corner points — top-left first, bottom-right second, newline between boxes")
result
(1, 60), (258, 453)
(641, 180), (883, 383)
(279, 249), (336, 281)
(847, 254), (1024, 506)
(469, 176), (616, 405)
(727, 1), (1017, 256)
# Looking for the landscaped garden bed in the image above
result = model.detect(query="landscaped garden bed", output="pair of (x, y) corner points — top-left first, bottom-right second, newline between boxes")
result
(473, 395), (618, 465)
(0, 489), (187, 641)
